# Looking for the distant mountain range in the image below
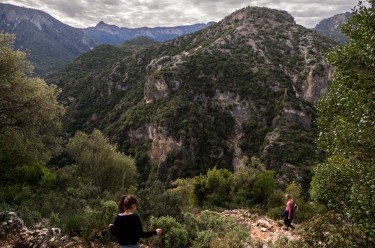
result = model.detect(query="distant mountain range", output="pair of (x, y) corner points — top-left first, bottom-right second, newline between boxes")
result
(0, 3), (213, 75)
(83, 21), (214, 45)
(313, 12), (352, 44)
(0, 3), (352, 76)
(0, 3), (95, 75)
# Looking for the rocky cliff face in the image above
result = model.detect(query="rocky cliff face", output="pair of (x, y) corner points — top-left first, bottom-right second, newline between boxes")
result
(313, 12), (352, 44)
(51, 6), (336, 185)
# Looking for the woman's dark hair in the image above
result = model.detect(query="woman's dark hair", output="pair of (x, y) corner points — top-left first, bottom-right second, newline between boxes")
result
(118, 195), (139, 213)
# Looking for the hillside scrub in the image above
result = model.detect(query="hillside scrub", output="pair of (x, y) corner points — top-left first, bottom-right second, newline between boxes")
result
(48, 6), (337, 185)
(2, 2), (374, 247)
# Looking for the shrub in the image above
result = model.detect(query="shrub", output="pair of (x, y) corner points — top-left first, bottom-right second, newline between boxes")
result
(137, 180), (184, 220)
(149, 216), (188, 248)
(81, 200), (118, 241)
(0, 184), (31, 206)
(221, 226), (250, 248)
(13, 162), (56, 187)
(252, 170), (275, 205)
(192, 230), (216, 248)
(184, 210), (251, 248)
(300, 212), (373, 247)
(62, 213), (86, 236)
(16, 205), (42, 227)
(192, 167), (234, 208)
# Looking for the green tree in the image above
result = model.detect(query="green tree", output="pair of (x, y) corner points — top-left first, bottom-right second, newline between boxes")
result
(252, 170), (275, 205)
(66, 129), (138, 192)
(192, 167), (233, 208)
(232, 156), (272, 206)
(285, 181), (301, 200)
(311, 1), (375, 244)
(0, 33), (64, 182)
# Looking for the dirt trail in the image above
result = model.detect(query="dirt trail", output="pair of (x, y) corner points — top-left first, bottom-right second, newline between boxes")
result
(221, 209), (301, 245)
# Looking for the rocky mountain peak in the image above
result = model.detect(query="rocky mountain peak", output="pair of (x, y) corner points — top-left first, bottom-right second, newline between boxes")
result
(314, 12), (352, 32)
(313, 12), (352, 44)
(223, 6), (295, 26)
(96, 20), (106, 26)
(0, 3), (53, 30)
(95, 20), (119, 29)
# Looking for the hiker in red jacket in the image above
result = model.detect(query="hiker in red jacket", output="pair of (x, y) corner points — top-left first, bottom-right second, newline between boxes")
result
(283, 194), (296, 230)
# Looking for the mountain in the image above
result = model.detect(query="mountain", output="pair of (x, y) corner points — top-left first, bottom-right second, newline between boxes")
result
(0, 3), (96, 75)
(0, 3), (213, 74)
(48, 7), (337, 186)
(82, 21), (214, 45)
(313, 12), (352, 44)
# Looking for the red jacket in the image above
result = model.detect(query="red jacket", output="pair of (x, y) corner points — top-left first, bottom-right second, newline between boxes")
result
(285, 199), (295, 218)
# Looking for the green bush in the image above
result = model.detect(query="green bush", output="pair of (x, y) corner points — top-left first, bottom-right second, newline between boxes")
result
(66, 129), (138, 193)
(252, 170), (275, 205)
(13, 162), (56, 187)
(267, 206), (284, 221)
(192, 230), (216, 248)
(137, 180), (184, 220)
(81, 200), (118, 240)
(62, 213), (86, 236)
(267, 189), (284, 209)
(270, 235), (289, 248)
(184, 210), (250, 247)
(17, 205), (42, 227)
(0, 184), (31, 206)
(192, 167), (233, 208)
(221, 226), (250, 248)
(149, 216), (188, 248)
(300, 212), (373, 247)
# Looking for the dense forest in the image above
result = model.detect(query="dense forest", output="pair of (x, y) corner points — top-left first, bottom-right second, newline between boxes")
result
(0, 1), (374, 247)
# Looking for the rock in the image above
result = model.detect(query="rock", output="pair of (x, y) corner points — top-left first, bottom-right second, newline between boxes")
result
(0, 212), (25, 235)
(49, 227), (61, 236)
(220, 209), (301, 245)
(0, 212), (121, 248)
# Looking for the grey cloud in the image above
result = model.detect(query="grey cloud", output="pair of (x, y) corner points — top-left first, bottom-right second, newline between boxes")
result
(46, 0), (86, 18)
(2, 0), (357, 28)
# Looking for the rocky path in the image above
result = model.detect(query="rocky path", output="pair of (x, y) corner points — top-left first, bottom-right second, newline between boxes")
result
(221, 209), (301, 245)
(1, 210), (300, 247)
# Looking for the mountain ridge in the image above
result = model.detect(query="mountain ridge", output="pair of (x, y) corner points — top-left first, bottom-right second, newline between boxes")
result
(0, 3), (96, 75)
(0, 3), (215, 74)
(48, 6), (337, 187)
(82, 21), (215, 45)
(313, 12), (352, 44)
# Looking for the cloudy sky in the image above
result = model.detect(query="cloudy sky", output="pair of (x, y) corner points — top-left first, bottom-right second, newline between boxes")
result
(2, 0), (360, 28)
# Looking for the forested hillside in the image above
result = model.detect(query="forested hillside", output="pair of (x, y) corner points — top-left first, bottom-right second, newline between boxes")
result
(49, 7), (336, 186)
(1, 2), (373, 247)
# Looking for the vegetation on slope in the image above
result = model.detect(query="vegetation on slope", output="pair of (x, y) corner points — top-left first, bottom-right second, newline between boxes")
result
(48, 7), (336, 185)
(0, 3), (373, 246)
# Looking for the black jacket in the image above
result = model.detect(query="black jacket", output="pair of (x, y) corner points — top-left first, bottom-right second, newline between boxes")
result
(111, 214), (156, 245)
